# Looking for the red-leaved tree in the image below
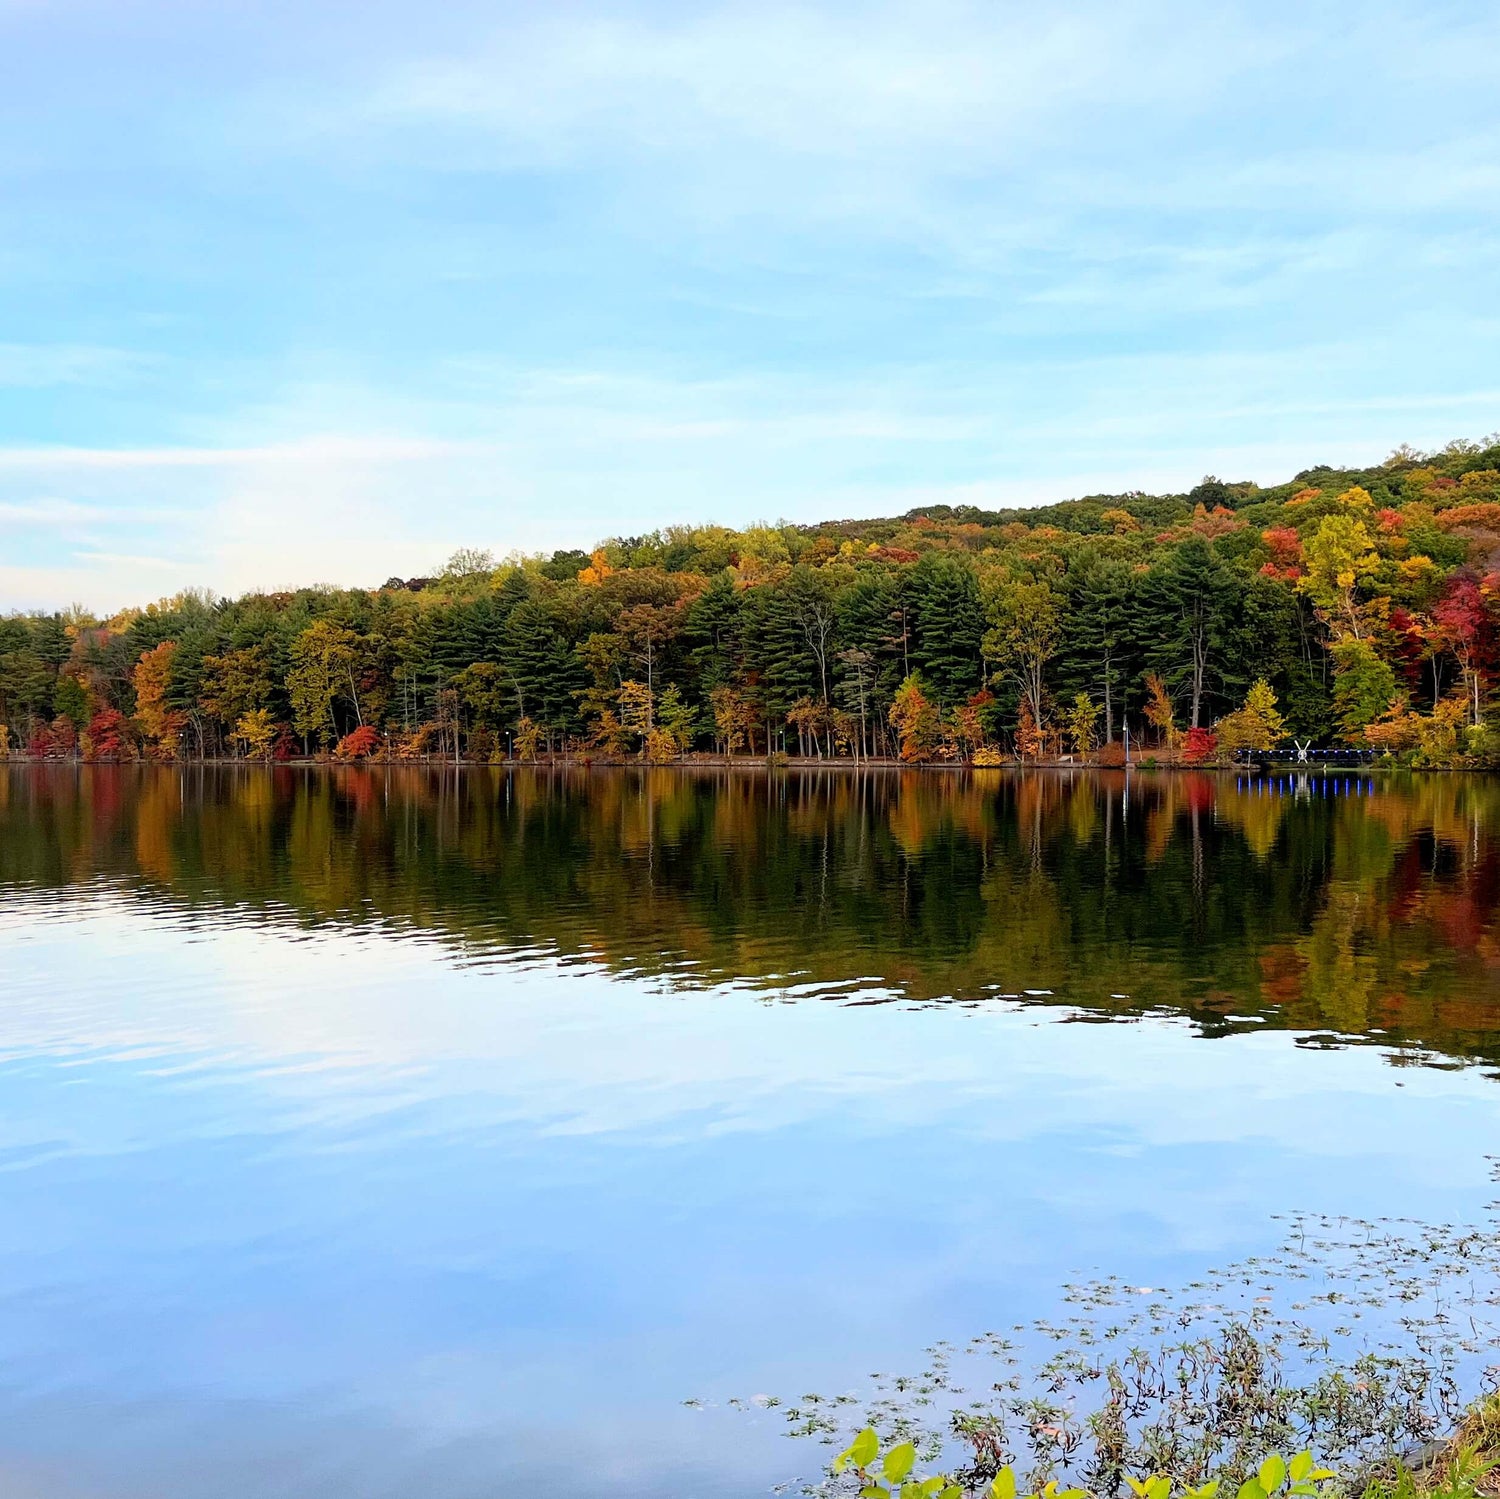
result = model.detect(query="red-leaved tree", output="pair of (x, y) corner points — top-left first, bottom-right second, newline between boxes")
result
(335, 725), (381, 760)
(1182, 726), (1218, 763)
(85, 709), (133, 761)
(1432, 572), (1495, 725)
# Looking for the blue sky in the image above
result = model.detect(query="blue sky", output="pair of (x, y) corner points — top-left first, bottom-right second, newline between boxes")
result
(2, 0), (1498, 610)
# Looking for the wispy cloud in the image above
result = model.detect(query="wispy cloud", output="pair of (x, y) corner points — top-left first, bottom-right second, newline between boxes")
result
(0, 498), (109, 525)
(0, 344), (156, 389)
(0, 436), (487, 471)
(0, 1), (1496, 610)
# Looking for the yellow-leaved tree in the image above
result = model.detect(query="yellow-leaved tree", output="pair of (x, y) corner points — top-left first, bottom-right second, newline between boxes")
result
(1215, 679), (1287, 756)
(234, 708), (276, 761)
(1064, 691), (1101, 757)
(1298, 507), (1380, 639)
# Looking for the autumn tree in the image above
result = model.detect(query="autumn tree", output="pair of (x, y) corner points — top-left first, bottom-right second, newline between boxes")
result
(1299, 511), (1380, 639)
(132, 641), (185, 758)
(514, 716), (544, 761)
(335, 725), (380, 760)
(618, 601), (682, 702)
(235, 708), (276, 761)
(948, 697), (989, 761)
(201, 646), (276, 730)
(1431, 572), (1493, 726)
(618, 680), (655, 748)
(1142, 672), (1180, 750)
(889, 674), (940, 762)
(984, 579), (1062, 735)
(84, 708), (133, 762)
(786, 696), (829, 758)
(1215, 679), (1287, 756)
(709, 684), (755, 756)
(1063, 692), (1101, 757)
(287, 621), (364, 750)
(1013, 700), (1044, 760)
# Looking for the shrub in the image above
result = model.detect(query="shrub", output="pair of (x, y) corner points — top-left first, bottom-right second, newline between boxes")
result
(830, 1429), (1333, 1499)
(644, 727), (680, 764)
(334, 725), (380, 760)
(1182, 727), (1219, 764)
(85, 709), (134, 761)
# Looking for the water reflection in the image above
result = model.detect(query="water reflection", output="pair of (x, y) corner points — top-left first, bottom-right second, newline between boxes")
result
(1, 767), (1499, 1498)
(3, 765), (1498, 1066)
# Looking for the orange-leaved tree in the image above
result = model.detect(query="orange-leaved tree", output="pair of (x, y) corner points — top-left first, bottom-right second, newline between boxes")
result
(335, 725), (380, 760)
(889, 674), (940, 762)
(133, 642), (186, 758)
(1142, 673), (1180, 751)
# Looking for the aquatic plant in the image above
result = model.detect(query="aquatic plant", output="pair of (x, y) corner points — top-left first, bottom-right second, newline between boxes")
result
(737, 1168), (1500, 1498)
(825, 1428), (1336, 1499)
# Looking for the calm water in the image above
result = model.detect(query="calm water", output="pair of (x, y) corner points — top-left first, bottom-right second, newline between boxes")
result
(1, 765), (1498, 1498)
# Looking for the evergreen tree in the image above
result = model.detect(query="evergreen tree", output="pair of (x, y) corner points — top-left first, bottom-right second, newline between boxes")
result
(906, 554), (985, 706)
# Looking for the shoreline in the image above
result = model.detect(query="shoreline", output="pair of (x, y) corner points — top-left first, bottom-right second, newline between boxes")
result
(0, 755), (1404, 773)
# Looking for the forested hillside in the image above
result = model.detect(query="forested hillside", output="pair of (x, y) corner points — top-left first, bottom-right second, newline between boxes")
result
(4, 435), (1500, 765)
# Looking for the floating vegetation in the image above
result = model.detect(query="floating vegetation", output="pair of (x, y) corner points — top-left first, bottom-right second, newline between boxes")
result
(734, 1165), (1500, 1497)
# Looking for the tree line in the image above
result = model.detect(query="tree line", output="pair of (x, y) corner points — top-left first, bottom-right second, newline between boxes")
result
(3, 434), (1499, 766)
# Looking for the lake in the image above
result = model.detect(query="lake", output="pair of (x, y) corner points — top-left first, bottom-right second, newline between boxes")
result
(1, 765), (1498, 1498)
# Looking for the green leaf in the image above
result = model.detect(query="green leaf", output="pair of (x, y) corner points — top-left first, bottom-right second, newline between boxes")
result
(1238, 1479), (1268, 1499)
(939, 1488), (965, 1499)
(1290, 1453), (1313, 1483)
(1260, 1455), (1288, 1492)
(845, 1429), (879, 1469)
(1127, 1481), (1151, 1499)
(992, 1468), (1019, 1499)
(883, 1442), (917, 1483)
(1149, 1476), (1172, 1499)
(859, 1486), (890, 1499)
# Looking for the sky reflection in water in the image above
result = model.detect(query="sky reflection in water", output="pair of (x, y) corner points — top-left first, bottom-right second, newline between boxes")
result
(0, 766), (1497, 1498)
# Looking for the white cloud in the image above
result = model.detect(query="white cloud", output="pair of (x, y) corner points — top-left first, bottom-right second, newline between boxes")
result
(282, 0), (1500, 242)
(0, 333), (1496, 613)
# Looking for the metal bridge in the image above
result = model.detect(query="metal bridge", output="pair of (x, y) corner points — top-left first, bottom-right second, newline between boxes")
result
(1235, 742), (1378, 766)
